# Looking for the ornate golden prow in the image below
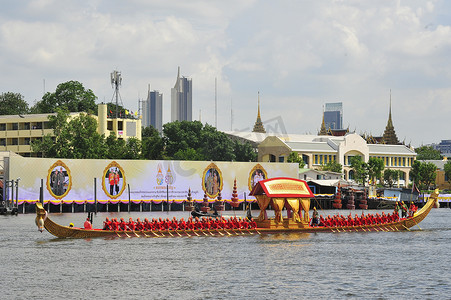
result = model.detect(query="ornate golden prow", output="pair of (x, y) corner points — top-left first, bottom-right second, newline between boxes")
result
(35, 202), (47, 233)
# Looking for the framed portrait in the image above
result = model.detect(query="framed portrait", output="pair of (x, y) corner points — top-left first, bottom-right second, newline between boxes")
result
(47, 160), (72, 199)
(202, 163), (223, 199)
(102, 161), (126, 199)
(248, 164), (268, 191)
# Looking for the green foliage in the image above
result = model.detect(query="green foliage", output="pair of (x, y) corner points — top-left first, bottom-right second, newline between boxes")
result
(410, 160), (437, 190)
(200, 124), (235, 161)
(320, 160), (342, 173)
(32, 109), (107, 158)
(287, 152), (306, 168)
(367, 157), (385, 184)
(32, 81), (97, 114)
(141, 126), (164, 160)
(349, 156), (368, 185)
(0, 92), (29, 115)
(415, 145), (442, 160)
(233, 140), (257, 162)
(444, 161), (451, 188)
(383, 169), (400, 188)
(161, 121), (251, 161)
(173, 148), (205, 161)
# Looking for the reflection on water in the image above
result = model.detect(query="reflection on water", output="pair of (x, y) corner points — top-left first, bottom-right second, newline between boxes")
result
(1, 209), (451, 299)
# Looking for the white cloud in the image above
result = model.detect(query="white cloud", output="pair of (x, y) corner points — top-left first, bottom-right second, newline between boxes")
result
(0, 0), (450, 146)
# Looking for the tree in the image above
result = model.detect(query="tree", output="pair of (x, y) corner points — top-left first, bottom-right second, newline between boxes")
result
(141, 126), (164, 160)
(32, 81), (97, 114)
(320, 160), (342, 173)
(421, 162), (437, 190)
(410, 160), (437, 190)
(415, 146), (442, 160)
(105, 133), (126, 159)
(31, 109), (107, 158)
(287, 152), (306, 168)
(200, 124), (235, 161)
(163, 121), (203, 158)
(444, 161), (451, 189)
(233, 140), (257, 162)
(0, 92), (29, 115)
(383, 169), (399, 188)
(162, 121), (238, 161)
(367, 157), (385, 185)
(349, 156), (368, 185)
(122, 137), (142, 159)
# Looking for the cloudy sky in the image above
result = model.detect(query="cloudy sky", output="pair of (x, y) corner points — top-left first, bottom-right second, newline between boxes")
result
(1, 0), (450, 146)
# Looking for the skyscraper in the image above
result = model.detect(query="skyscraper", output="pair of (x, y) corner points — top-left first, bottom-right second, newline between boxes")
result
(142, 86), (163, 132)
(324, 102), (343, 130)
(171, 67), (192, 122)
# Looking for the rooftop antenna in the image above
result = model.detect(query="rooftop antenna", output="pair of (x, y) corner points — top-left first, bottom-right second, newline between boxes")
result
(230, 97), (233, 131)
(215, 77), (217, 128)
(110, 70), (122, 119)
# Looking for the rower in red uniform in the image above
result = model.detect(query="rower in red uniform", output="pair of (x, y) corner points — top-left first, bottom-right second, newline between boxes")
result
(119, 218), (127, 231)
(84, 217), (92, 229)
(127, 217), (136, 231)
(103, 217), (112, 230)
(135, 218), (144, 231)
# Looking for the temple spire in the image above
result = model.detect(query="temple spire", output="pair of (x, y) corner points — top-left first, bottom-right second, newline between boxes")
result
(382, 89), (399, 145)
(319, 105), (327, 135)
(252, 91), (266, 133)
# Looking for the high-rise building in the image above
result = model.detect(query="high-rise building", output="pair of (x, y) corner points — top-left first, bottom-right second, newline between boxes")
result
(171, 67), (192, 122)
(142, 86), (163, 132)
(324, 102), (343, 130)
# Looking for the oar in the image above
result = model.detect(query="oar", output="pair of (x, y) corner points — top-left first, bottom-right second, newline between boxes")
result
(254, 228), (261, 234)
(245, 229), (254, 235)
(223, 229), (232, 236)
(192, 230), (200, 236)
(133, 231), (140, 237)
(150, 230), (161, 237)
(215, 229), (224, 236)
(175, 230), (182, 236)
(402, 224), (411, 231)
(167, 230), (174, 237)
(115, 231), (121, 237)
(200, 229), (208, 236)
(184, 230), (191, 237)
(207, 229), (215, 236)
(141, 230), (150, 238)
(123, 231), (131, 238)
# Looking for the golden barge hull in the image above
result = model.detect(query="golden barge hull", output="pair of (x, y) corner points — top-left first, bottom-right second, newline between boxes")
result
(35, 191), (438, 239)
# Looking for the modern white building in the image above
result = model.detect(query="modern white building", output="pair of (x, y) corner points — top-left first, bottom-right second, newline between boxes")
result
(171, 67), (192, 122)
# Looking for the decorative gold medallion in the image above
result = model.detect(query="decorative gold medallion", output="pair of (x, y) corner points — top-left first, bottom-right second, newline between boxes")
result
(102, 161), (126, 199)
(202, 163), (223, 199)
(47, 160), (72, 199)
(248, 163), (267, 191)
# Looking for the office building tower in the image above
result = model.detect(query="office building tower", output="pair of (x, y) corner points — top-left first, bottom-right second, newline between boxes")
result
(171, 67), (192, 122)
(142, 87), (163, 132)
(324, 102), (343, 130)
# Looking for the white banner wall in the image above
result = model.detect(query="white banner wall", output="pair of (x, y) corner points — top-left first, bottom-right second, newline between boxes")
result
(9, 156), (298, 203)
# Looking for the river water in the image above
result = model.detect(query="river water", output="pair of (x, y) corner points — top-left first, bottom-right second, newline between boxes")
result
(1, 208), (450, 300)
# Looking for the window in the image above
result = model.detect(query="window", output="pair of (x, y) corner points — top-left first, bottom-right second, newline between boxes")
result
(314, 155), (318, 165)
(118, 121), (123, 131)
(278, 156), (284, 163)
(107, 121), (113, 130)
(0, 123), (5, 131)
